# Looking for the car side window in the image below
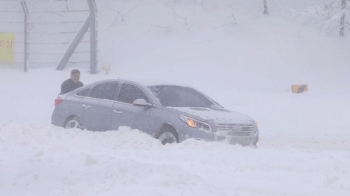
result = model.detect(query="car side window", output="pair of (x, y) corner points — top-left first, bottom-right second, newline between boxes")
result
(76, 87), (91, 97)
(118, 83), (149, 104)
(89, 83), (119, 100)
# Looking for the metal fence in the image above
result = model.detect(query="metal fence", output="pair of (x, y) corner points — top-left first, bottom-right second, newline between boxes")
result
(0, 0), (97, 73)
(0, 0), (25, 70)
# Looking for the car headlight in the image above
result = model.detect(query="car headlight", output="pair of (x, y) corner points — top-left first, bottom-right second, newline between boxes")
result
(179, 115), (212, 131)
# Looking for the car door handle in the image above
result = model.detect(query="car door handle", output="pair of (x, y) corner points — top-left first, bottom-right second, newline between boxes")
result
(113, 110), (123, 114)
(82, 104), (91, 109)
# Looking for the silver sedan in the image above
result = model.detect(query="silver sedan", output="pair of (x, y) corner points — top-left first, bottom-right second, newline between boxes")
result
(51, 79), (259, 146)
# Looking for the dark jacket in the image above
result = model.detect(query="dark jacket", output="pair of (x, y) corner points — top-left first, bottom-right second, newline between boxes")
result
(60, 79), (84, 95)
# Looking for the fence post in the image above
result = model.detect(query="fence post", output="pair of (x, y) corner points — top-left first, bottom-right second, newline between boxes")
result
(87, 0), (97, 74)
(20, 0), (28, 72)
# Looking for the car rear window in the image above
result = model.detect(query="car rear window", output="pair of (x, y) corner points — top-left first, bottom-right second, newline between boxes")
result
(76, 88), (91, 97)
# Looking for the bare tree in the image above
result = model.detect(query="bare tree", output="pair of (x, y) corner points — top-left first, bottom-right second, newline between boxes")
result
(214, 13), (237, 29)
(318, 0), (349, 36)
(171, 8), (195, 26)
(340, 0), (346, 36)
(263, 0), (269, 15)
(109, 4), (139, 28)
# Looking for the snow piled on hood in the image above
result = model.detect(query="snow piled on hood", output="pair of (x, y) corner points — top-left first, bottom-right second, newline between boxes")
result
(168, 107), (254, 123)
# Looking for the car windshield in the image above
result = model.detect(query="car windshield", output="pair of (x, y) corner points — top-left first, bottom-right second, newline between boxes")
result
(148, 85), (218, 107)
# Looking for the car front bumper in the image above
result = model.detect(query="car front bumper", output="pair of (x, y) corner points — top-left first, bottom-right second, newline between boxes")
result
(178, 126), (259, 146)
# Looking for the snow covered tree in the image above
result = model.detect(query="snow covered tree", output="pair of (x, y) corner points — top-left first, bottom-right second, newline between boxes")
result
(317, 0), (349, 36)
(263, 0), (269, 15)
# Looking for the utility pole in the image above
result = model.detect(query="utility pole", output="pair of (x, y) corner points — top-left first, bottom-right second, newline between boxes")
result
(263, 0), (269, 15)
(340, 0), (346, 36)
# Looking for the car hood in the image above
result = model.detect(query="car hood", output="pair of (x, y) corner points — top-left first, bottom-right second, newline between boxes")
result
(166, 107), (255, 124)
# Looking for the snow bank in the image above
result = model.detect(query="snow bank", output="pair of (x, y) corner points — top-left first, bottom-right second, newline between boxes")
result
(1, 122), (350, 195)
(1, 0), (350, 195)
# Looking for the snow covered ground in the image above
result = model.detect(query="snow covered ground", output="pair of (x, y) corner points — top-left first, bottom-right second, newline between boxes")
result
(1, 0), (350, 195)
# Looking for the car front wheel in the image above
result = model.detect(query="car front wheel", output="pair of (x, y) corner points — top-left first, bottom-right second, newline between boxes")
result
(156, 127), (179, 145)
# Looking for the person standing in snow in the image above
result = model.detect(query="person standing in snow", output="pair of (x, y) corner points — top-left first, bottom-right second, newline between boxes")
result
(59, 69), (84, 95)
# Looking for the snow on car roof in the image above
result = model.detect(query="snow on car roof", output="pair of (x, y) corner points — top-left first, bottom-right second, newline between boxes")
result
(100, 77), (192, 88)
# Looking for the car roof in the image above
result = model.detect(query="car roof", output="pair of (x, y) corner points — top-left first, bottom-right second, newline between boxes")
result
(91, 77), (192, 88)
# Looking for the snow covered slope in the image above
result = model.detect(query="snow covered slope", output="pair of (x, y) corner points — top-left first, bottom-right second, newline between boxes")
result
(1, 0), (350, 195)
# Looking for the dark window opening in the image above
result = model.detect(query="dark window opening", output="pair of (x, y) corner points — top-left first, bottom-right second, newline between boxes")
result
(76, 88), (91, 97)
(89, 83), (119, 100)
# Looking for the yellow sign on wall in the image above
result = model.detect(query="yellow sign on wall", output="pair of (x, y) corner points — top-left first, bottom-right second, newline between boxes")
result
(0, 33), (15, 62)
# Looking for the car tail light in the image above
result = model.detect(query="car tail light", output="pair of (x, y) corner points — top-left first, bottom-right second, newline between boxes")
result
(55, 98), (63, 106)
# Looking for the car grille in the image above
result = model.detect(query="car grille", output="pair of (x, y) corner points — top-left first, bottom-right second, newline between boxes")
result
(216, 123), (256, 137)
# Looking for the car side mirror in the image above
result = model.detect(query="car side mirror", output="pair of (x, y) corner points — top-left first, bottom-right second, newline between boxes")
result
(133, 99), (153, 107)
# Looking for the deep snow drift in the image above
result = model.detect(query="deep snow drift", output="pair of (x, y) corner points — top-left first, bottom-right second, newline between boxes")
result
(1, 122), (350, 196)
(1, 0), (350, 195)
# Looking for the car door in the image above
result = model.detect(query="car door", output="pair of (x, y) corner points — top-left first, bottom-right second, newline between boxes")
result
(80, 82), (119, 131)
(111, 83), (162, 134)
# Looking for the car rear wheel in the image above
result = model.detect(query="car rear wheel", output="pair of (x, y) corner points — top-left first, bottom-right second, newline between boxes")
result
(156, 126), (179, 145)
(65, 117), (82, 129)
